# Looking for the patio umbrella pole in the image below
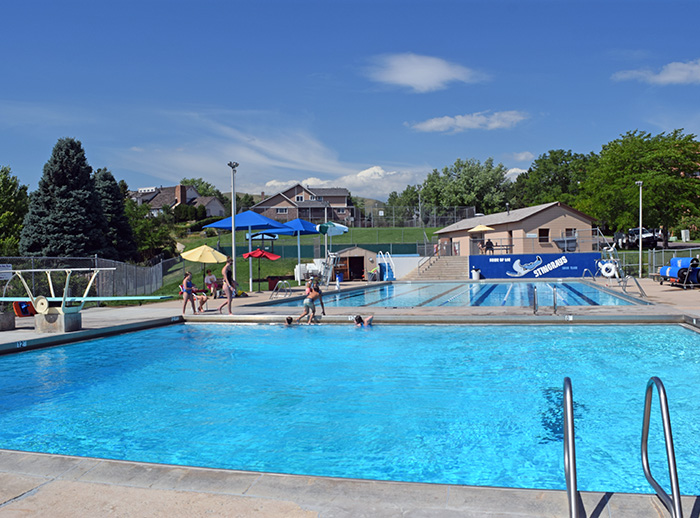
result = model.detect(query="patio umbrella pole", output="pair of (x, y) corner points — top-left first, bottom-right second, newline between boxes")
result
(248, 225), (253, 292)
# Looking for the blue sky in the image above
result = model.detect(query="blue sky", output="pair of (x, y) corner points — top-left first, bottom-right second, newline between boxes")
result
(2, 0), (700, 201)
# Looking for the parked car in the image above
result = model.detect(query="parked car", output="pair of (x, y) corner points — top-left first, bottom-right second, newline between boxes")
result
(626, 227), (658, 249)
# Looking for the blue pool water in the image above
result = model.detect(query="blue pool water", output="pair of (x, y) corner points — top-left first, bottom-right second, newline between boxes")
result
(271, 282), (634, 307)
(0, 323), (697, 494)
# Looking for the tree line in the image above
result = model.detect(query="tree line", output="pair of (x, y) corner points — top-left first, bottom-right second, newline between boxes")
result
(387, 129), (700, 244)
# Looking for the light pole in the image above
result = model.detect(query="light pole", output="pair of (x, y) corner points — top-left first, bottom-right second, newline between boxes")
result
(228, 162), (239, 282)
(635, 180), (643, 278)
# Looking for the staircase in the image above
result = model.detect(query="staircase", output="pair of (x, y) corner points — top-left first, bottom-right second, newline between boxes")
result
(402, 256), (471, 281)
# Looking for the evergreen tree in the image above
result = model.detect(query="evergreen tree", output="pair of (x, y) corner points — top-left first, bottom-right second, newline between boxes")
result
(94, 168), (138, 262)
(19, 138), (112, 257)
(0, 166), (29, 255)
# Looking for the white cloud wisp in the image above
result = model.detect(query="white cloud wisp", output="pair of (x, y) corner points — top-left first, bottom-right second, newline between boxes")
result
(612, 58), (700, 85)
(409, 110), (529, 133)
(366, 53), (489, 93)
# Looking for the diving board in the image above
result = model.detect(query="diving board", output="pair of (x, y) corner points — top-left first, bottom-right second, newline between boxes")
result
(0, 267), (173, 333)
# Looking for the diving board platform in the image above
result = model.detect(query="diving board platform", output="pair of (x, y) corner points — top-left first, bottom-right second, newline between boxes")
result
(1, 267), (173, 333)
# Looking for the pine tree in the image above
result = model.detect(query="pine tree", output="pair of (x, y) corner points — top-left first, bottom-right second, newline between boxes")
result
(19, 138), (113, 257)
(94, 168), (138, 262)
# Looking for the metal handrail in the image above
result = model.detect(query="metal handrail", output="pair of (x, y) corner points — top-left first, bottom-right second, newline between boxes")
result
(269, 280), (292, 299)
(377, 251), (396, 281)
(553, 285), (558, 314)
(641, 377), (683, 518)
(533, 286), (538, 314)
(621, 275), (647, 298)
(417, 250), (439, 275)
(563, 377), (579, 518)
(581, 268), (596, 280)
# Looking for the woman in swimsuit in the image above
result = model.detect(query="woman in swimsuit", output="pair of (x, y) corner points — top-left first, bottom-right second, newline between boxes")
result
(218, 257), (235, 315)
(181, 272), (197, 315)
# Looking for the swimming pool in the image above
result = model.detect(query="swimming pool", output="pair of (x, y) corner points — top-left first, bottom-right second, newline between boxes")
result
(0, 322), (697, 494)
(270, 281), (635, 307)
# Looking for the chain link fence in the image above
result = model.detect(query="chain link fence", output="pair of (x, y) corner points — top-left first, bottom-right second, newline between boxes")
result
(0, 256), (163, 298)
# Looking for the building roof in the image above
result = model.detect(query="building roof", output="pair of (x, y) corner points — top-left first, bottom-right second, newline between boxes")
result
(251, 183), (351, 209)
(435, 202), (597, 235)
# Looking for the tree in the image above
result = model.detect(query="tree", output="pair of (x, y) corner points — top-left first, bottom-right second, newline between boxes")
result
(440, 158), (510, 214)
(124, 199), (175, 261)
(180, 177), (229, 209)
(509, 150), (594, 209)
(94, 168), (138, 262)
(0, 166), (29, 255)
(19, 138), (114, 257)
(582, 129), (700, 244)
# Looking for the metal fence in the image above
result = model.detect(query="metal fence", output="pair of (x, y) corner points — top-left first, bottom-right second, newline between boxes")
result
(252, 205), (477, 228)
(0, 256), (163, 297)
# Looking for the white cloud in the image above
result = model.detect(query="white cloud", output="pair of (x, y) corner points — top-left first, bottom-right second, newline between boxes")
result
(409, 110), (528, 133)
(612, 58), (700, 85)
(506, 168), (528, 181)
(366, 53), (489, 93)
(508, 151), (535, 162)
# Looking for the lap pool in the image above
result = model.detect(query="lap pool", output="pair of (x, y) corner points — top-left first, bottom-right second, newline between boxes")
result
(0, 323), (697, 495)
(269, 281), (635, 307)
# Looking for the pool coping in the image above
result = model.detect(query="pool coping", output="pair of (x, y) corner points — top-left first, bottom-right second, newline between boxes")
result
(0, 449), (695, 517)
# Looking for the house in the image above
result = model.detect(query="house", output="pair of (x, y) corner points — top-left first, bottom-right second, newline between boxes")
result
(435, 202), (598, 256)
(129, 185), (226, 218)
(251, 184), (355, 224)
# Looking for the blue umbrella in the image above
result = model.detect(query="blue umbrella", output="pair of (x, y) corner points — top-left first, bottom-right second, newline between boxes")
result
(205, 211), (290, 292)
(276, 218), (319, 285)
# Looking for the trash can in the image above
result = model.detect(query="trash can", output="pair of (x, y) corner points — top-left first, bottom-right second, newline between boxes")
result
(335, 273), (344, 283)
(471, 268), (481, 280)
(268, 276), (280, 290)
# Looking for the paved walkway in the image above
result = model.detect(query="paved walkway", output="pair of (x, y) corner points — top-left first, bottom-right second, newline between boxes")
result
(1, 278), (699, 517)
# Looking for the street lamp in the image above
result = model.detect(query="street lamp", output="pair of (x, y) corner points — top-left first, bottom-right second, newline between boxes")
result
(228, 161), (239, 282)
(635, 180), (643, 278)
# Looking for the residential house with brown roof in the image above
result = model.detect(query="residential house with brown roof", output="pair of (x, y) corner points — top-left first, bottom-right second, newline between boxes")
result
(252, 184), (355, 224)
(129, 185), (226, 218)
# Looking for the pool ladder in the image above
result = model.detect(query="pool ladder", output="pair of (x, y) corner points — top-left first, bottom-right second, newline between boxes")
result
(563, 377), (683, 518)
(269, 280), (292, 299)
(532, 285), (558, 315)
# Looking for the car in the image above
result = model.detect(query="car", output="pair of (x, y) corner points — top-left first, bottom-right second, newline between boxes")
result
(626, 227), (658, 249)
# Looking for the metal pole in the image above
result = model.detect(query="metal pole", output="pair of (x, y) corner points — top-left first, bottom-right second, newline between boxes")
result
(636, 181), (643, 278)
(228, 162), (239, 282)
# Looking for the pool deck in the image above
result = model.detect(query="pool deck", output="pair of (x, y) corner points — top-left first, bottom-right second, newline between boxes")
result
(1, 277), (700, 517)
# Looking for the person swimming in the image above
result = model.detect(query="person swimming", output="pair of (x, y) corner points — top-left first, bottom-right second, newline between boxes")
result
(354, 315), (373, 327)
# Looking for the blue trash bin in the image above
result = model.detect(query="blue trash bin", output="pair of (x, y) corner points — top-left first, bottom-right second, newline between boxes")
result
(336, 273), (344, 283)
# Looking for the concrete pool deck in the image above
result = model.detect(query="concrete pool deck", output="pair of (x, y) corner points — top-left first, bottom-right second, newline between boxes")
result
(1, 278), (700, 517)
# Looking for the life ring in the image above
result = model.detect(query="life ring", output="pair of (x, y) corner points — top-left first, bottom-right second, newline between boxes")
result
(600, 262), (617, 278)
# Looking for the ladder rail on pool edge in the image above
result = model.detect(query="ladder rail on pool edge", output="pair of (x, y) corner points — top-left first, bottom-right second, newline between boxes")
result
(563, 377), (580, 518)
(641, 376), (684, 518)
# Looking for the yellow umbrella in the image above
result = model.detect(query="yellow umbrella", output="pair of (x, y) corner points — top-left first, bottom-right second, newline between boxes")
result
(468, 224), (495, 232)
(181, 245), (228, 263)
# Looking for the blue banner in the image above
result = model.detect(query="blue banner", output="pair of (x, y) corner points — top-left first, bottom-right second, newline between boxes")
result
(469, 253), (599, 279)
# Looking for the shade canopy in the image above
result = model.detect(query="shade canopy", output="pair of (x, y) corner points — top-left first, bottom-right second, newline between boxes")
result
(180, 244), (228, 263)
(204, 210), (289, 292)
(468, 224), (495, 233)
(243, 248), (281, 260)
(316, 221), (349, 236)
(204, 210), (289, 232)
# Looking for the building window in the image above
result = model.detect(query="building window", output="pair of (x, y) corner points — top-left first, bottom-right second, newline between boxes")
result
(295, 195), (304, 202)
(276, 208), (288, 214)
(539, 228), (550, 243)
(311, 195), (323, 201)
(565, 228), (576, 237)
(337, 208), (346, 214)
